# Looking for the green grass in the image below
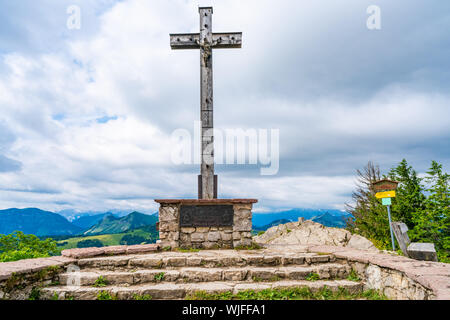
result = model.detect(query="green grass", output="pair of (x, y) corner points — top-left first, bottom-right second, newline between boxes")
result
(175, 248), (201, 253)
(56, 234), (120, 250)
(305, 272), (320, 281)
(133, 294), (152, 300)
(93, 276), (109, 288)
(252, 276), (264, 282)
(154, 272), (165, 282)
(97, 291), (116, 300)
(56, 228), (157, 250)
(28, 287), (41, 300)
(234, 242), (263, 250)
(347, 270), (361, 282)
(186, 287), (389, 300)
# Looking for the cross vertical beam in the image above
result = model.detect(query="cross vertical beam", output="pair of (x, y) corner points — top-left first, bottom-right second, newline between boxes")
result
(170, 7), (242, 200)
(199, 7), (214, 200)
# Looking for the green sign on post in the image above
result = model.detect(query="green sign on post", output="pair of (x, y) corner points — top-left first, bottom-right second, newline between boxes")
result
(381, 197), (395, 250)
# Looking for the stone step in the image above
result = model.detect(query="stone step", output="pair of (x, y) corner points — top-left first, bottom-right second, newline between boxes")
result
(58, 263), (350, 286)
(75, 252), (334, 270)
(41, 279), (363, 300)
(61, 244), (160, 259)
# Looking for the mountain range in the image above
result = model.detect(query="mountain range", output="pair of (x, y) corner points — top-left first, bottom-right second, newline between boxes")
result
(311, 212), (353, 228)
(252, 212), (352, 231)
(83, 212), (158, 236)
(252, 209), (350, 227)
(71, 213), (113, 229)
(253, 219), (292, 232)
(0, 207), (352, 237)
(0, 208), (83, 236)
(0, 208), (157, 237)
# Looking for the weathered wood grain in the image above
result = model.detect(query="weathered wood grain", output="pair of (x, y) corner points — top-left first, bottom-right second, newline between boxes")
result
(170, 7), (242, 199)
(170, 33), (242, 49)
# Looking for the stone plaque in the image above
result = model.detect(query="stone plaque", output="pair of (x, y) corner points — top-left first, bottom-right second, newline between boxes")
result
(180, 205), (234, 227)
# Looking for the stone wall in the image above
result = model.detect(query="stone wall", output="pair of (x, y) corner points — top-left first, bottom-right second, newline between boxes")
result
(0, 256), (74, 300)
(156, 199), (256, 249)
(302, 244), (449, 300)
(345, 260), (434, 300)
(180, 227), (234, 249)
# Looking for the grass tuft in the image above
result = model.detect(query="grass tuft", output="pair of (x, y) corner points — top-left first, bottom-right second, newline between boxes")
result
(93, 276), (109, 288)
(347, 269), (361, 282)
(186, 286), (388, 301)
(133, 294), (152, 300)
(305, 272), (320, 281)
(234, 242), (263, 250)
(154, 272), (165, 282)
(97, 291), (116, 300)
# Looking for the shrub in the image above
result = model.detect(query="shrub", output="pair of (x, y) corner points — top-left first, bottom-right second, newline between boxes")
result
(0, 231), (59, 262)
(76, 239), (104, 248)
(119, 235), (147, 245)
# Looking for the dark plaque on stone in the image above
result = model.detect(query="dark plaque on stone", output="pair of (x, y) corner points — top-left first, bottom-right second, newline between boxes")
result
(180, 205), (234, 227)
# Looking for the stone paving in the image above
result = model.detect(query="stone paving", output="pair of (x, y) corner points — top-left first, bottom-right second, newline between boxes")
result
(61, 244), (160, 259)
(1, 243), (449, 300)
(40, 279), (363, 300)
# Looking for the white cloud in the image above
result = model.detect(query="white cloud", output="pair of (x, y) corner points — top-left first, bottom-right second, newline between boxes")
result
(0, 0), (449, 213)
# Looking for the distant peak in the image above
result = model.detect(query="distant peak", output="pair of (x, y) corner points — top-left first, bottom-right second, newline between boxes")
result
(102, 213), (117, 221)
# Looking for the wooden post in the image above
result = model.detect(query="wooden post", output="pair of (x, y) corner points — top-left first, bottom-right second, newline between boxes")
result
(170, 7), (242, 199)
(199, 7), (214, 199)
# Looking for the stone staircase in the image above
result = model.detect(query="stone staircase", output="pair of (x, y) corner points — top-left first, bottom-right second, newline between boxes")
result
(40, 249), (363, 300)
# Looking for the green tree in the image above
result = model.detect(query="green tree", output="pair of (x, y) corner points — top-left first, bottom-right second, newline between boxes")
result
(387, 159), (427, 230)
(76, 239), (104, 248)
(0, 231), (59, 262)
(345, 162), (392, 249)
(348, 159), (449, 262)
(420, 161), (449, 261)
(119, 234), (147, 245)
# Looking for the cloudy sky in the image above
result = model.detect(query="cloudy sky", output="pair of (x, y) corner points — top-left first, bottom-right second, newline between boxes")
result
(0, 0), (449, 214)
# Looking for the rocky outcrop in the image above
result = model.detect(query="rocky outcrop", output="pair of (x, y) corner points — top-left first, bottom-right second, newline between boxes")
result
(254, 219), (378, 252)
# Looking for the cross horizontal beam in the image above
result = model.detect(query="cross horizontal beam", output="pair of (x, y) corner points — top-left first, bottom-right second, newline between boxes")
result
(170, 32), (242, 50)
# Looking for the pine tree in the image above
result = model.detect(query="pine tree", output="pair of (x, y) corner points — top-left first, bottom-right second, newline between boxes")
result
(387, 159), (427, 230)
(419, 161), (449, 262)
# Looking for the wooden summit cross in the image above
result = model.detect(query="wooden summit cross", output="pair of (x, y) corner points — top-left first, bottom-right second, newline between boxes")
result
(170, 7), (242, 200)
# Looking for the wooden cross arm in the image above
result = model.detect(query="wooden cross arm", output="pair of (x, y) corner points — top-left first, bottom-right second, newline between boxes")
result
(170, 32), (242, 50)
